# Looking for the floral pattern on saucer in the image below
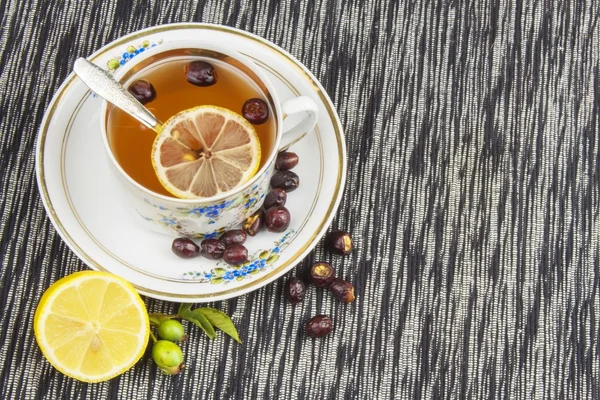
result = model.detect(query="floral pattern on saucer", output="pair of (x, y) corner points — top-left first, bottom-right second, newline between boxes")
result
(181, 230), (294, 283)
(107, 39), (163, 71)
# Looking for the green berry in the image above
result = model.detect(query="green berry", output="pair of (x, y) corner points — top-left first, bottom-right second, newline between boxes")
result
(157, 319), (186, 342)
(152, 340), (185, 375)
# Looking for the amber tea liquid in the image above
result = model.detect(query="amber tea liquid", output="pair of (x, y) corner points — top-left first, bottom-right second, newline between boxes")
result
(107, 58), (276, 197)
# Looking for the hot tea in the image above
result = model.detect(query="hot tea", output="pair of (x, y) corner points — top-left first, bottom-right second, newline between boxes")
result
(107, 57), (276, 197)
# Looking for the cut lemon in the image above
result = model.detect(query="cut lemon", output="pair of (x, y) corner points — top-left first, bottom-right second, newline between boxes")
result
(34, 271), (150, 383)
(152, 105), (261, 199)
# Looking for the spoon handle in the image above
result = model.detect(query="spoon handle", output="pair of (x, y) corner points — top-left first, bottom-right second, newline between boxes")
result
(73, 58), (162, 132)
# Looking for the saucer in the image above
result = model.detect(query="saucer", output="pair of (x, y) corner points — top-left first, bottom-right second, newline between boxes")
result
(35, 23), (346, 302)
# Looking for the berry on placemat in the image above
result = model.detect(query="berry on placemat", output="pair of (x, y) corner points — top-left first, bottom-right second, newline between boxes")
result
(329, 278), (355, 303)
(305, 315), (332, 338)
(309, 262), (336, 288)
(326, 231), (353, 255)
(285, 277), (306, 304)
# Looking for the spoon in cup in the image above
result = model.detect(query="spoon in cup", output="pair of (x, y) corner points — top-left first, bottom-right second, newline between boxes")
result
(73, 57), (163, 133)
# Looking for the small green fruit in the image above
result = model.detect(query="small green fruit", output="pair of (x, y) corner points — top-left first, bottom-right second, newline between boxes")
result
(157, 319), (186, 342)
(152, 340), (185, 375)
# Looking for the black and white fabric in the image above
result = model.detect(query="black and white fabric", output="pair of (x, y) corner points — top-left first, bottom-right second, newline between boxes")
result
(0, 0), (598, 398)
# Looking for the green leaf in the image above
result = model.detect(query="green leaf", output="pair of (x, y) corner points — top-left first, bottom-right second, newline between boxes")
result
(266, 254), (279, 264)
(214, 268), (227, 276)
(196, 307), (242, 343)
(177, 303), (193, 316)
(148, 313), (171, 326)
(211, 277), (223, 284)
(181, 310), (217, 339)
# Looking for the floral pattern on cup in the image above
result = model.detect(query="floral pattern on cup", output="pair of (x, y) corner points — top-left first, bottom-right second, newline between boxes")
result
(138, 182), (267, 238)
(138, 213), (228, 239)
(107, 39), (163, 71)
(181, 230), (294, 283)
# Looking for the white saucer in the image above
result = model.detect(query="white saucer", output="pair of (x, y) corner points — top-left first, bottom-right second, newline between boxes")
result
(35, 23), (346, 302)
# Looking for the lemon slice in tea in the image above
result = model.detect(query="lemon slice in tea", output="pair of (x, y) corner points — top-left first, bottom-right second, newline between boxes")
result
(34, 271), (150, 383)
(151, 105), (261, 199)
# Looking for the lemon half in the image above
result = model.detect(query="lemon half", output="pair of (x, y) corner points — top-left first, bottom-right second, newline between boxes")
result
(34, 271), (150, 383)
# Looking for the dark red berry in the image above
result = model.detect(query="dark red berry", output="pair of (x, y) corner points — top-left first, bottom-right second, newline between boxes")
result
(275, 152), (299, 170)
(223, 244), (248, 265)
(219, 229), (247, 247)
(264, 206), (291, 232)
(242, 98), (269, 124)
(285, 277), (306, 304)
(185, 61), (217, 86)
(263, 188), (287, 210)
(326, 231), (353, 255)
(200, 239), (226, 260)
(305, 315), (332, 338)
(309, 262), (336, 288)
(243, 209), (264, 236)
(128, 80), (156, 104)
(270, 170), (299, 192)
(329, 278), (355, 303)
(171, 237), (199, 258)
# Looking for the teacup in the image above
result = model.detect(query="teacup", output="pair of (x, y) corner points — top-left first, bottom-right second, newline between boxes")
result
(99, 40), (318, 238)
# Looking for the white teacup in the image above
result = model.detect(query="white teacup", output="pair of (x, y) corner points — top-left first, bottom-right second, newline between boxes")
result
(98, 40), (318, 237)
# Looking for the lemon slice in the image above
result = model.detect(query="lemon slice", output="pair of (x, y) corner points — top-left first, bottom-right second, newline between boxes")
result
(152, 105), (261, 199)
(34, 271), (150, 383)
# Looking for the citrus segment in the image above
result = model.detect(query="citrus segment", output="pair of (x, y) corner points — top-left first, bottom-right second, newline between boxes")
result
(34, 271), (149, 383)
(152, 105), (261, 199)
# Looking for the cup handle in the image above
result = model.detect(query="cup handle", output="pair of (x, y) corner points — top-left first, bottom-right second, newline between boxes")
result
(279, 96), (319, 151)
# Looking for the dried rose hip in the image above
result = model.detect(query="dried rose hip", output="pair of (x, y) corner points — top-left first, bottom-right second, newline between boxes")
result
(128, 80), (156, 104)
(200, 239), (226, 260)
(275, 152), (299, 170)
(171, 237), (199, 258)
(329, 278), (355, 303)
(186, 61), (217, 86)
(263, 188), (287, 210)
(242, 98), (269, 124)
(243, 209), (264, 236)
(270, 170), (300, 192)
(309, 262), (335, 288)
(305, 315), (332, 338)
(264, 206), (291, 232)
(223, 244), (248, 265)
(219, 229), (247, 247)
(326, 231), (353, 255)
(285, 277), (306, 305)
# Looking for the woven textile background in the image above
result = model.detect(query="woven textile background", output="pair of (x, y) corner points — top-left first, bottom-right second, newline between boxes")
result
(1, 0), (599, 399)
